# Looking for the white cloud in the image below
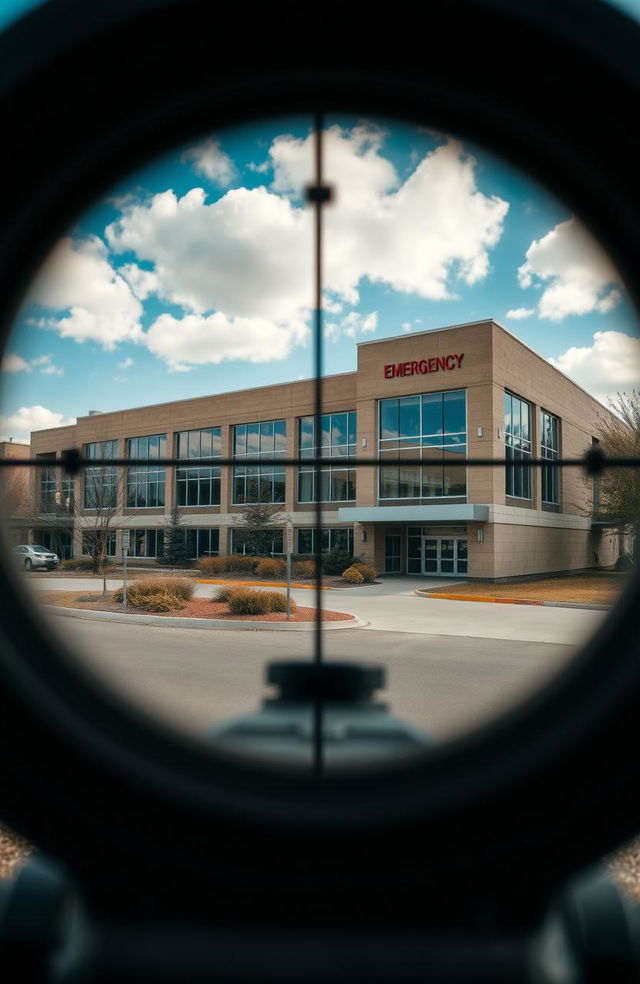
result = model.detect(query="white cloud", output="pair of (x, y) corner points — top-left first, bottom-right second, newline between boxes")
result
(505, 307), (535, 320)
(518, 219), (622, 321)
(27, 236), (143, 349)
(325, 310), (378, 341)
(145, 312), (306, 371)
(32, 354), (64, 376)
(247, 160), (270, 174)
(2, 353), (64, 375)
(2, 354), (31, 373)
(118, 357), (134, 370)
(271, 125), (509, 304)
(0, 405), (76, 442)
(182, 138), (237, 187)
(402, 322), (412, 332)
(119, 263), (158, 300)
(549, 330), (640, 400)
(104, 125), (507, 370)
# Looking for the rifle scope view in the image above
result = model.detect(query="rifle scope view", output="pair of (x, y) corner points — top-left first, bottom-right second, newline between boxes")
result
(0, 1), (639, 981)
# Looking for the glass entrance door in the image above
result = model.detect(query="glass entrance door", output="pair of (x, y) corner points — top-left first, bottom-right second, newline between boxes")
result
(421, 536), (468, 576)
(384, 533), (402, 573)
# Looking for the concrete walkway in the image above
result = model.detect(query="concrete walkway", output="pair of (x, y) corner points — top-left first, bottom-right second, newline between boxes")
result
(25, 573), (608, 647)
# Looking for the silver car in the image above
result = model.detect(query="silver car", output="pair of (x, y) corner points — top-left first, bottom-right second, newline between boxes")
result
(13, 544), (59, 571)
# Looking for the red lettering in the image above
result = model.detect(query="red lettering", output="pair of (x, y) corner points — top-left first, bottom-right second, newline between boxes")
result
(384, 352), (464, 378)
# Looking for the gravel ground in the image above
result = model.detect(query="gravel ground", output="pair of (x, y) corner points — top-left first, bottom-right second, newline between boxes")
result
(0, 824), (32, 880)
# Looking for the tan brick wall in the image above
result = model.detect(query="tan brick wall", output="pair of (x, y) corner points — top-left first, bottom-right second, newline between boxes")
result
(26, 320), (623, 575)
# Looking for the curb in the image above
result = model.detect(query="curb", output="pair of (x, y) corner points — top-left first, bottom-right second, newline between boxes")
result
(415, 590), (612, 611)
(197, 578), (331, 590)
(44, 605), (367, 631)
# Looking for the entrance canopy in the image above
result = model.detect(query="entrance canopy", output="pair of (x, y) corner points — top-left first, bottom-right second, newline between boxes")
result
(338, 504), (490, 523)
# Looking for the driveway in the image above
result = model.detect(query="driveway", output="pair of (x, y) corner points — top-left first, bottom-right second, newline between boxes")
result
(25, 573), (608, 647)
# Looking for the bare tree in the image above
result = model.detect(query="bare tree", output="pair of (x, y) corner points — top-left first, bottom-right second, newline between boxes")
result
(591, 392), (640, 530)
(80, 439), (123, 573)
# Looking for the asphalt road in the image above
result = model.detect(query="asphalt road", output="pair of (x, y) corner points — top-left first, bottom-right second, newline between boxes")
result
(49, 614), (576, 745)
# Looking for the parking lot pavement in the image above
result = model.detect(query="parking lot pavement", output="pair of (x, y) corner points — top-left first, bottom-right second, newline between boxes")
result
(26, 573), (608, 647)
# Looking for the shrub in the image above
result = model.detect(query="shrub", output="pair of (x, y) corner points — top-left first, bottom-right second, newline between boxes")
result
(349, 562), (378, 584)
(292, 559), (318, 579)
(113, 576), (194, 604)
(226, 554), (259, 573)
(255, 557), (287, 578)
(130, 591), (184, 613)
(62, 558), (111, 571)
(196, 556), (229, 575)
(214, 585), (237, 603)
(341, 566), (365, 584)
(261, 590), (296, 614)
(226, 588), (271, 615)
(321, 549), (361, 576)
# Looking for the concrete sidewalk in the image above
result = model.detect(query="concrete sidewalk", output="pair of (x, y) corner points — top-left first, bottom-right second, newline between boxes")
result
(26, 573), (608, 647)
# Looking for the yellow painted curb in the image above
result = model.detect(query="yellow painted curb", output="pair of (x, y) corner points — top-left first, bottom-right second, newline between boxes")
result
(197, 578), (331, 591)
(419, 591), (543, 606)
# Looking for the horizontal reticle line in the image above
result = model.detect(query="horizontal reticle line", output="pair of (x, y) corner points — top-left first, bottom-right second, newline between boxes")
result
(2, 456), (639, 470)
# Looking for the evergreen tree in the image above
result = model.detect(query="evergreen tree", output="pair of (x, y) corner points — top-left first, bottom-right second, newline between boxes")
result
(159, 505), (191, 567)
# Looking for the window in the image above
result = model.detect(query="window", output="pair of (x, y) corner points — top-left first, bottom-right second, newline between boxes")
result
(182, 528), (219, 558)
(504, 393), (532, 499)
(84, 440), (119, 509)
(232, 419), (286, 504)
(296, 527), (354, 555)
(37, 452), (57, 512)
(175, 428), (221, 506)
(298, 411), (356, 502)
(231, 528), (283, 555)
(82, 531), (116, 557)
(541, 410), (560, 504)
(129, 529), (164, 557)
(379, 391), (466, 499)
(127, 434), (167, 508)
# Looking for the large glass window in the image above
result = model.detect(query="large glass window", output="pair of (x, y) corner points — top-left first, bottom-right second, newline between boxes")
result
(232, 419), (286, 504)
(84, 440), (119, 509)
(129, 529), (164, 557)
(82, 530), (116, 557)
(231, 528), (284, 555)
(298, 411), (356, 502)
(296, 527), (354, 555)
(379, 391), (466, 499)
(183, 527), (219, 558)
(127, 434), (167, 508)
(37, 452), (57, 512)
(541, 410), (560, 504)
(175, 428), (221, 506)
(505, 393), (532, 499)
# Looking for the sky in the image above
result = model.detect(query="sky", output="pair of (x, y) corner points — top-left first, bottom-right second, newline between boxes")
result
(1, 5), (639, 442)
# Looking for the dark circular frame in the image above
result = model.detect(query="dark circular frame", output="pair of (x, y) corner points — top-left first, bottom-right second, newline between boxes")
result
(0, 0), (639, 922)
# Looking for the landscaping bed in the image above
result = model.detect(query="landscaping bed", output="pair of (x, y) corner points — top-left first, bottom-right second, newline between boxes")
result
(37, 591), (354, 623)
(424, 571), (627, 606)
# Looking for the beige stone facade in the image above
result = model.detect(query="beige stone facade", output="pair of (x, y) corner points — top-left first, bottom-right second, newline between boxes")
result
(28, 320), (621, 578)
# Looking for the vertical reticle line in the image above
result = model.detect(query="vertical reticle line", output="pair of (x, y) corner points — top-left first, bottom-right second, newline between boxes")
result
(309, 112), (328, 777)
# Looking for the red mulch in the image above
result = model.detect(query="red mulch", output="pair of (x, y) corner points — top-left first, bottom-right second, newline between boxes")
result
(156, 599), (353, 622)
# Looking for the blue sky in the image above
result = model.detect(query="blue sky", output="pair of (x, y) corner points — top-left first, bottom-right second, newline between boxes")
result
(1, 5), (639, 440)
